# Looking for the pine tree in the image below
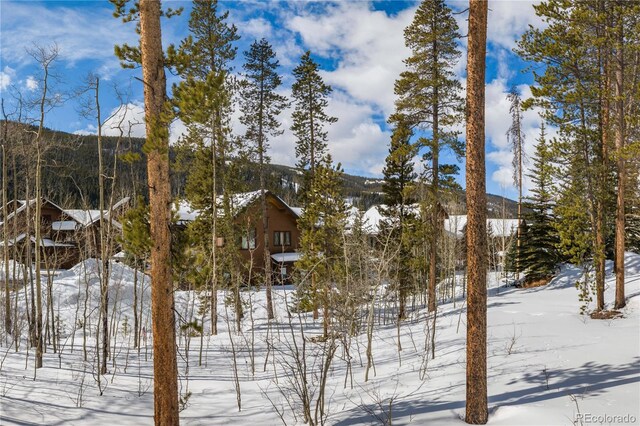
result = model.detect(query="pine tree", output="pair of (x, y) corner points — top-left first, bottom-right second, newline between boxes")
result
(517, 123), (560, 283)
(291, 51), (337, 180)
(239, 38), (289, 320)
(170, 0), (240, 335)
(381, 122), (418, 320)
(390, 0), (464, 313)
(517, 0), (618, 312)
(465, 0), (488, 423)
(112, 0), (181, 422)
(296, 155), (346, 337)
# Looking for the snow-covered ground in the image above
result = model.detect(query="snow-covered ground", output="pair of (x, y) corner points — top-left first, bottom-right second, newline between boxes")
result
(1, 253), (639, 425)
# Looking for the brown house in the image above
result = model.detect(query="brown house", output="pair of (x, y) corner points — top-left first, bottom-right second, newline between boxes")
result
(0, 198), (127, 269)
(235, 191), (301, 283)
(177, 190), (302, 283)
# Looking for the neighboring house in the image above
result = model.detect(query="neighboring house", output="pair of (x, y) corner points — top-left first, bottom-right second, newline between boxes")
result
(0, 197), (128, 269)
(444, 214), (520, 270)
(176, 191), (302, 283)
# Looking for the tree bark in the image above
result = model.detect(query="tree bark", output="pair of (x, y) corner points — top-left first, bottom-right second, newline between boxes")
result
(465, 0), (488, 424)
(139, 1), (180, 424)
(614, 6), (626, 309)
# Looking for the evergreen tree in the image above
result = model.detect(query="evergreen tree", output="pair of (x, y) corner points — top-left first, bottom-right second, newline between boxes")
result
(514, 123), (560, 283)
(291, 51), (337, 180)
(381, 122), (418, 320)
(170, 0), (241, 334)
(239, 38), (289, 320)
(517, 0), (616, 312)
(295, 155), (346, 337)
(390, 0), (464, 313)
(112, 0), (181, 421)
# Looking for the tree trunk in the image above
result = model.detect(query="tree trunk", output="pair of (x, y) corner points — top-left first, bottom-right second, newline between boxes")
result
(139, 1), (180, 424)
(614, 8), (626, 309)
(464, 1), (488, 424)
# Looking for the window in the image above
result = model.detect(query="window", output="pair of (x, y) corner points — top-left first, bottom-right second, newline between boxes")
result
(241, 228), (257, 250)
(273, 231), (291, 246)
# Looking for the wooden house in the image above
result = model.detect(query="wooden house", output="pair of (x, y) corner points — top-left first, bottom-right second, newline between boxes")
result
(0, 197), (128, 270)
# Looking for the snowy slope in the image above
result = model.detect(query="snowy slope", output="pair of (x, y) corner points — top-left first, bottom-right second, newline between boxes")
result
(0, 254), (638, 425)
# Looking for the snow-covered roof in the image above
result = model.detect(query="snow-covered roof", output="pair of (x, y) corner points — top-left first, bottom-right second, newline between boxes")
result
(271, 252), (303, 263)
(0, 199), (35, 227)
(0, 233), (27, 247)
(175, 201), (199, 223)
(63, 208), (123, 231)
(30, 236), (74, 248)
(177, 191), (299, 222)
(52, 221), (78, 232)
(289, 207), (303, 218)
(444, 215), (519, 238)
(361, 204), (420, 235)
(63, 209), (102, 226)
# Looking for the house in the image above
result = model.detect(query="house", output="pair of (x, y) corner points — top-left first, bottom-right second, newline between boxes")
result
(176, 190), (302, 283)
(0, 197), (128, 269)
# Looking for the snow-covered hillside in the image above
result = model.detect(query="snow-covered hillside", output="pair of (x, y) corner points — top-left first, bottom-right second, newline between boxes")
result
(1, 254), (639, 425)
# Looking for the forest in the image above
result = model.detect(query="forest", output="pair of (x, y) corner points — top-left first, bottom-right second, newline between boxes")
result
(0, 0), (639, 425)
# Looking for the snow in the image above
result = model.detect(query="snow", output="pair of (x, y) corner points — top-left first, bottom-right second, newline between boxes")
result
(51, 220), (78, 232)
(1, 254), (639, 425)
(63, 209), (103, 226)
(444, 215), (520, 238)
(271, 252), (303, 263)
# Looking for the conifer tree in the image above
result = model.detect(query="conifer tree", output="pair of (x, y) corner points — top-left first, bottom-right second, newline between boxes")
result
(239, 38), (289, 320)
(517, 0), (619, 312)
(514, 123), (560, 282)
(296, 155), (346, 337)
(112, 0), (182, 422)
(381, 122), (418, 319)
(291, 51), (337, 181)
(120, 196), (151, 349)
(291, 51), (339, 328)
(390, 0), (464, 313)
(170, 0), (240, 334)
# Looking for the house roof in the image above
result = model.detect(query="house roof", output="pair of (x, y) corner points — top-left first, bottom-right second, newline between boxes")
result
(51, 221), (78, 232)
(444, 215), (519, 238)
(271, 252), (303, 263)
(176, 191), (299, 223)
(1, 197), (124, 231)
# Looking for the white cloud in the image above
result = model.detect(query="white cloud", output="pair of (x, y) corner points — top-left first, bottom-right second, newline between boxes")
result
(241, 18), (273, 40)
(286, 2), (416, 117)
(0, 2), (138, 68)
(25, 76), (38, 91)
(0, 66), (15, 90)
(483, 78), (558, 195)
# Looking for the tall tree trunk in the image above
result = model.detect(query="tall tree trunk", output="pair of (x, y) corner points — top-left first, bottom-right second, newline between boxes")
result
(614, 6), (626, 309)
(139, 1), (180, 424)
(595, 5), (609, 312)
(96, 77), (110, 375)
(1, 118), (11, 335)
(428, 84), (439, 314)
(465, 0), (488, 423)
(259, 85), (274, 320)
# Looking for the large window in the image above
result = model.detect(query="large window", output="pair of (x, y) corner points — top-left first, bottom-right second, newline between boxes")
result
(273, 231), (291, 246)
(241, 228), (257, 250)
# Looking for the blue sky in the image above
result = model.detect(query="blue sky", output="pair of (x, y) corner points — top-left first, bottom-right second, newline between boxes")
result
(0, 0), (551, 199)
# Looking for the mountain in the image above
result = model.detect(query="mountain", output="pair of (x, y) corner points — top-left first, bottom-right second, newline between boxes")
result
(2, 123), (519, 216)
